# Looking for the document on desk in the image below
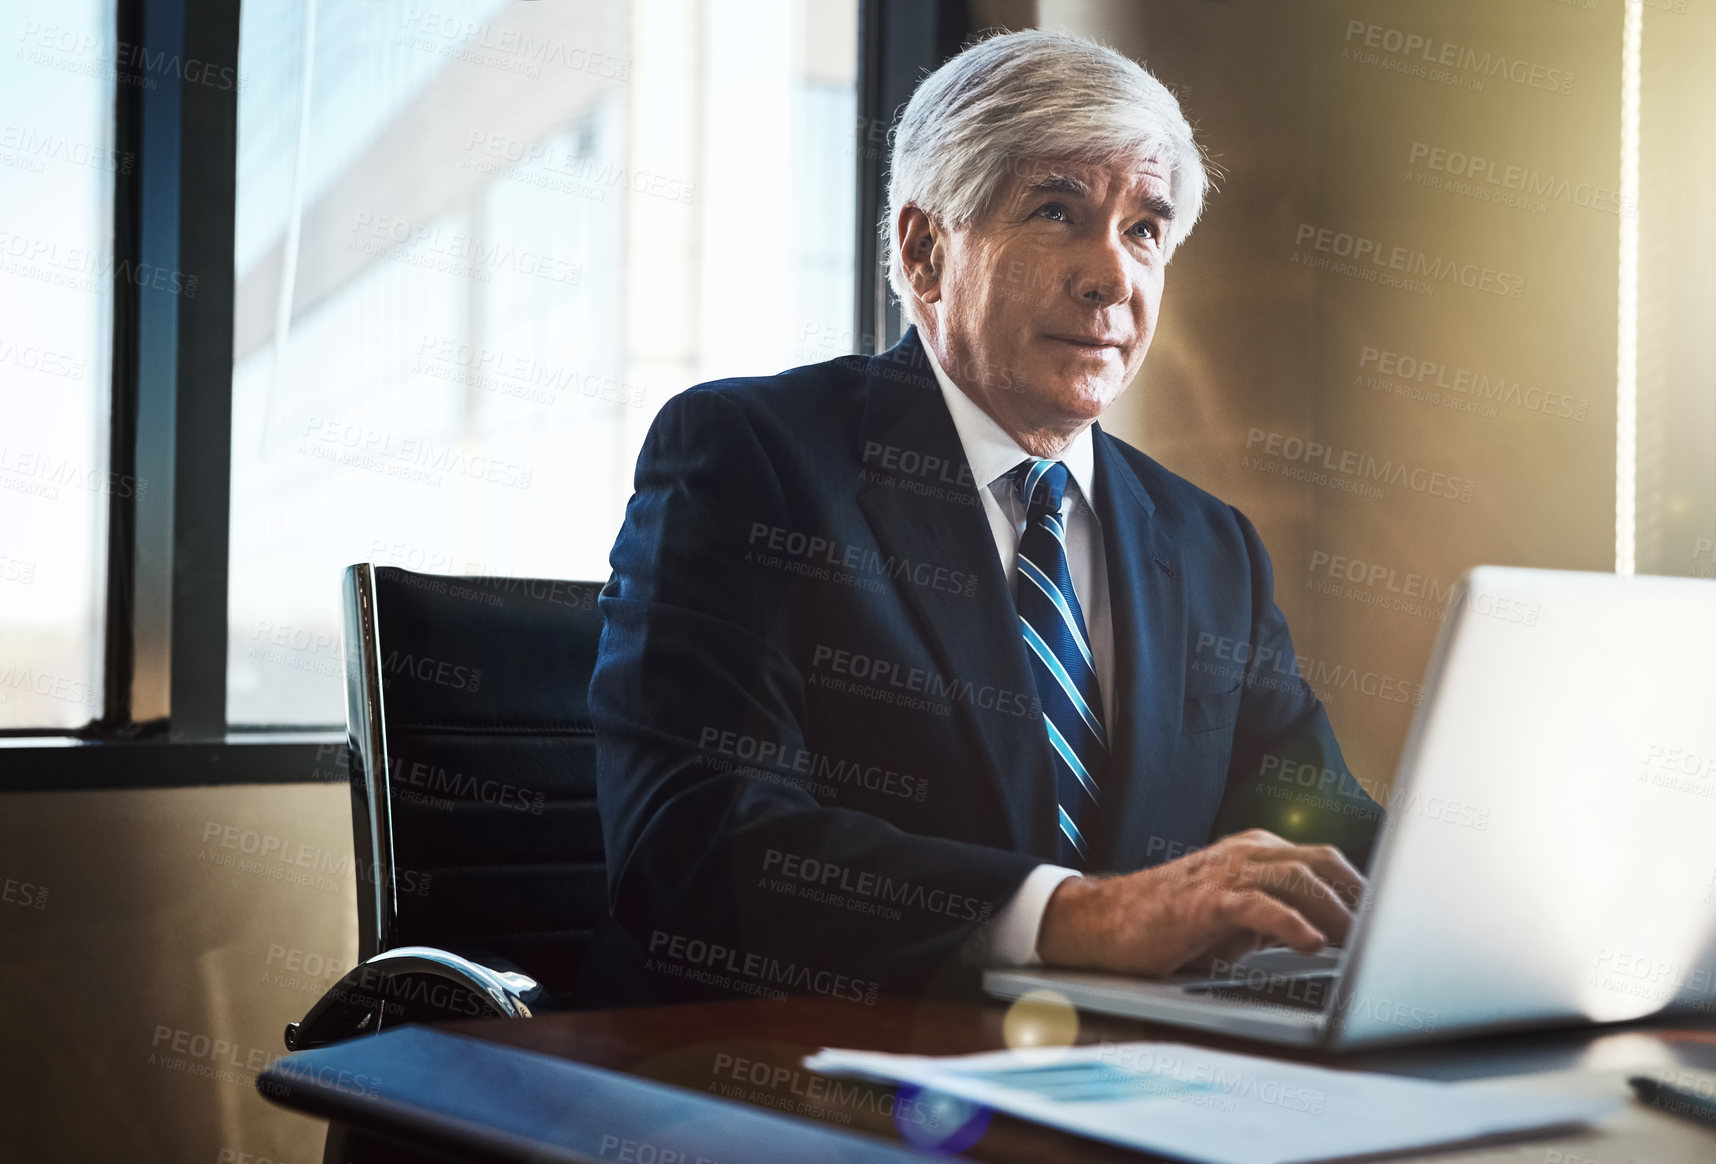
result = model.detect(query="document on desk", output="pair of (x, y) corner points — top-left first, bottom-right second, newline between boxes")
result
(803, 1041), (1616, 1164)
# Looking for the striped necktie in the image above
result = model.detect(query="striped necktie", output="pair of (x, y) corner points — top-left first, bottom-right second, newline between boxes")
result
(1008, 458), (1106, 868)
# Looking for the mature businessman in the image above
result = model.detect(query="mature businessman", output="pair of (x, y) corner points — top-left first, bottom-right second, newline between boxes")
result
(588, 30), (1383, 1006)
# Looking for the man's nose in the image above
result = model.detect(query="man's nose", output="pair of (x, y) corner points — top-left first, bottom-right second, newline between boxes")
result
(1071, 233), (1131, 308)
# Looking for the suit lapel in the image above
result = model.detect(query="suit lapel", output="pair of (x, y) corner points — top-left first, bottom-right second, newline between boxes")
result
(852, 331), (1058, 857)
(1090, 427), (1188, 869)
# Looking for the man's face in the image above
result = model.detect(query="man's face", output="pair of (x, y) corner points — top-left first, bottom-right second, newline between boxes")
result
(922, 155), (1174, 442)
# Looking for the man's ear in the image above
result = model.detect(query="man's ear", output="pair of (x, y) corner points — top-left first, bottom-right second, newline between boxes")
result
(897, 205), (942, 307)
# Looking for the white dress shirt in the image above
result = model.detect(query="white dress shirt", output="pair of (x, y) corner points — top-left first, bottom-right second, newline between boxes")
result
(920, 339), (1113, 966)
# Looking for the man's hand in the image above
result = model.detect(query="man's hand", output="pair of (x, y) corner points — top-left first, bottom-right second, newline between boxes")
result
(1035, 829), (1366, 976)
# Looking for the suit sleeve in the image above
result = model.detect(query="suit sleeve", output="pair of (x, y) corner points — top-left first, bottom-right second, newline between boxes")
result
(1211, 507), (1387, 871)
(590, 389), (1043, 1000)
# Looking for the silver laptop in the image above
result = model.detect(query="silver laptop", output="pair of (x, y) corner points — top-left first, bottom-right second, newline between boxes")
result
(985, 566), (1716, 1050)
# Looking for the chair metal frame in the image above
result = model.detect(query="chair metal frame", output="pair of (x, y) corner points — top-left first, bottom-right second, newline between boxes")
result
(344, 561), (396, 959)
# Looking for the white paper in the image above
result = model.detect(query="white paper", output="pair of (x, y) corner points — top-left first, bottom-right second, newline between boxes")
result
(802, 1041), (1616, 1164)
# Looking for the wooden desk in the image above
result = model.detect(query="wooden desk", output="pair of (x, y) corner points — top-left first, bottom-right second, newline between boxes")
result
(266, 997), (1716, 1163)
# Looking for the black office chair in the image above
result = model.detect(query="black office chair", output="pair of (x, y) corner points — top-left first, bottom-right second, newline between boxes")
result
(285, 564), (608, 1052)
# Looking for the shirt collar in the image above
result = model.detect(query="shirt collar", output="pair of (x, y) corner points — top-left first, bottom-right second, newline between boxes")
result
(920, 333), (1098, 511)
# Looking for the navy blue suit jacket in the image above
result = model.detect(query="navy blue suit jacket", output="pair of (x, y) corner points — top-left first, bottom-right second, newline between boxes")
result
(588, 327), (1383, 1004)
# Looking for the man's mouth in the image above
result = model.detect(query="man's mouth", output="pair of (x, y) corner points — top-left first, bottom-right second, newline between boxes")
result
(1045, 334), (1122, 350)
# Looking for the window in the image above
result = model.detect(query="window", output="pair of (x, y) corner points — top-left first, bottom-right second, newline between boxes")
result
(227, 0), (860, 725)
(0, 0), (120, 728)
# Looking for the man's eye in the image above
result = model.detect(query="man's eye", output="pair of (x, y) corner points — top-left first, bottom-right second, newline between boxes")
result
(1033, 202), (1071, 222)
(1128, 220), (1158, 240)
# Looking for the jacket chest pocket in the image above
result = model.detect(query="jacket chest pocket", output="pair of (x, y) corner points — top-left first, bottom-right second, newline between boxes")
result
(1180, 682), (1243, 736)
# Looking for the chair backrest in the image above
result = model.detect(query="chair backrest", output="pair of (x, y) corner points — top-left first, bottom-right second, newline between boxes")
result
(342, 563), (606, 1004)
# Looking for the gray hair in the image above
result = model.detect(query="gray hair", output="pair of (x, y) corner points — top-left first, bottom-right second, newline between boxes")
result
(884, 28), (1210, 323)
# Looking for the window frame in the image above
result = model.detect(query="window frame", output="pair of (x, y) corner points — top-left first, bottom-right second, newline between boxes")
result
(1, 0), (960, 790)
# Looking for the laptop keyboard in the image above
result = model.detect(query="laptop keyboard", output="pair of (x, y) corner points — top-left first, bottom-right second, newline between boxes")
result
(1183, 971), (1338, 1011)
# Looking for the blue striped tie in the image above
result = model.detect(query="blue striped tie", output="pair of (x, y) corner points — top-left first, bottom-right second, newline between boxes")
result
(1009, 458), (1106, 868)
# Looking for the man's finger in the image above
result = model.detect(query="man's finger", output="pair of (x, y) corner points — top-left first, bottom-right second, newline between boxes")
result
(1250, 843), (1367, 910)
(1213, 888), (1325, 954)
(1242, 860), (1354, 944)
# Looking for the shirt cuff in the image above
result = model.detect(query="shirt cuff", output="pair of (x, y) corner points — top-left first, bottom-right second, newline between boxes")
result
(967, 864), (1083, 967)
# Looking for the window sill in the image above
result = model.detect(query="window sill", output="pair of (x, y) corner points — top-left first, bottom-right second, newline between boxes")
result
(0, 733), (346, 792)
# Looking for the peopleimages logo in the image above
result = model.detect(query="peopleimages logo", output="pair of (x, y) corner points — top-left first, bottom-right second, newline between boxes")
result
(413, 334), (646, 407)
(15, 22), (246, 92)
(1406, 142), (1635, 219)
(745, 522), (981, 598)
(762, 849), (991, 922)
(708, 1052), (943, 1130)
(379, 648), (482, 693)
(301, 418), (534, 490)
(397, 9), (631, 80)
(1194, 632), (1425, 708)
(1293, 224), (1525, 299)
(0, 335), (86, 380)
(697, 727), (930, 802)
(1259, 755), (1489, 831)
(461, 131), (694, 204)
(0, 123), (132, 174)
(646, 930), (881, 1005)
(0, 227), (198, 296)
(1342, 20), (1575, 96)
(1, 875), (48, 911)
(1303, 549), (1541, 628)
(1243, 428), (1475, 504)
(809, 644), (1034, 719)
(1357, 346), (1590, 423)
(347, 212), (583, 286)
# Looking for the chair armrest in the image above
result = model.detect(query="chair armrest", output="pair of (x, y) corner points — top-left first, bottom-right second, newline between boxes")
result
(284, 945), (543, 1051)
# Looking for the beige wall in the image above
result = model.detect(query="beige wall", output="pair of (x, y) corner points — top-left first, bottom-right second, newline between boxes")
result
(1040, 0), (1713, 796)
(0, 783), (356, 1162)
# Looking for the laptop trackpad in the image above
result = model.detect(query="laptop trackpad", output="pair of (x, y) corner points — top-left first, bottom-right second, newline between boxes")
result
(1226, 946), (1344, 976)
(1176, 946), (1343, 1012)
